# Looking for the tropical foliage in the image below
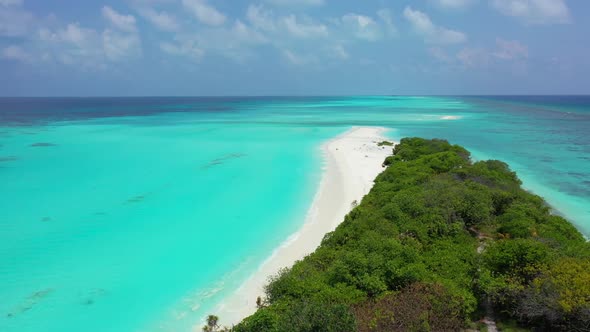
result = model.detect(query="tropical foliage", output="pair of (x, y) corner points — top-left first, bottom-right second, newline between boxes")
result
(223, 137), (589, 331)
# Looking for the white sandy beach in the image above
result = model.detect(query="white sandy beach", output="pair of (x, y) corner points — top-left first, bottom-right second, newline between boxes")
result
(206, 126), (394, 328)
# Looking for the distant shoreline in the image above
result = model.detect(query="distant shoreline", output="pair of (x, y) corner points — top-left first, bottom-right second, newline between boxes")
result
(207, 126), (394, 327)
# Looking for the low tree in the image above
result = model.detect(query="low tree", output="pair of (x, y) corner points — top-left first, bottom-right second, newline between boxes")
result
(515, 258), (590, 330)
(354, 283), (465, 332)
(203, 315), (220, 332)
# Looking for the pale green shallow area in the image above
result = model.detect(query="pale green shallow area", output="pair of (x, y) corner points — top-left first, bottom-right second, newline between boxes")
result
(0, 96), (588, 331)
(0, 118), (344, 332)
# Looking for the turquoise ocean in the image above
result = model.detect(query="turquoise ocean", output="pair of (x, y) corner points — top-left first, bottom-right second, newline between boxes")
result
(0, 96), (588, 331)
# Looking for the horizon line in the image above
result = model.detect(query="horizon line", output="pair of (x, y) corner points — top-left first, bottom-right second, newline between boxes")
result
(1, 94), (589, 98)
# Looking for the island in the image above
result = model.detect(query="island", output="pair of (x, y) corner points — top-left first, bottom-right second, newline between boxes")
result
(209, 137), (590, 332)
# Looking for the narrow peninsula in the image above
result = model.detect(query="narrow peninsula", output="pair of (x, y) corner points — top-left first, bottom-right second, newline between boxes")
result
(212, 136), (590, 332)
(214, 127), (393, 325)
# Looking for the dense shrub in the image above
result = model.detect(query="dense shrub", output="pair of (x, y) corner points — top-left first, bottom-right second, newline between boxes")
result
(229, 137), (588, 332)
(354, 283), (465, 332)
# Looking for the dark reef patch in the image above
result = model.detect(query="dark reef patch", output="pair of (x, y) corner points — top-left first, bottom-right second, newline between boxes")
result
(201, 153), (246, 170)
(0, 156), (18, 162)
(30, 142), (57, 147)
(539, 156), (554, 163)
(6, 288), (54, 318)
(41, 217), (52, 222)
(125, 194), (150, 204)
(567, 172), (588, 179)
(80, 288), (107, 306)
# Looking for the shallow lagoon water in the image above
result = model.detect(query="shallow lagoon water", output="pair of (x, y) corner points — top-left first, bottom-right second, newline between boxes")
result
(0, 96), (588, 331)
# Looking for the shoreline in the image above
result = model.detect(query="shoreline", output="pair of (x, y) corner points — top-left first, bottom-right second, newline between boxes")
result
(206, 126), (394, 328)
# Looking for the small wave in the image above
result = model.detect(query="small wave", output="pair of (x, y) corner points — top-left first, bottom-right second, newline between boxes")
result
(440, 115), (462, 120)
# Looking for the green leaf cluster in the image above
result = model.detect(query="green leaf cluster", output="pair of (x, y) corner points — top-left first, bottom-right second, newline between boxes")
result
(230, 137), (589, 331)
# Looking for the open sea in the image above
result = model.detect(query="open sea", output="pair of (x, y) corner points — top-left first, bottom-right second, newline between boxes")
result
(0, 96), (588, 331)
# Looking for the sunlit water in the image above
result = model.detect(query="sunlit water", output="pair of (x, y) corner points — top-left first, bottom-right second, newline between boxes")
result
(0, 96), (588, 331)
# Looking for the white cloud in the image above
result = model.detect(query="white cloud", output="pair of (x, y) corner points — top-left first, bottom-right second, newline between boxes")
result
(0, 4), (142, 69)
(182, 0), (226, 26)
(282, 15), (328, 38)
(491, 0), (570, 24)
(404, 7), (434, 32)
(282, 49), (317, 65)
(244, 4), (395, 58)
(243, 5), (374, 63)
(265, 0), (324, 7)
(493, 38), (528, 59)
(131, 0), (175, 4)
(36, 20), (142, 67)
(437, 28), (466, 44)
(246, 5), (329, 39)
(39, 23), (98, 47)
(37, 23), (106, 67)
(429, 47), (452, 62)
(138, 7), (179, 31)
(454, 39), (527, 67)
(160, 40), (204, 61)
(99, 7), (142, 61)
(329, 44), (349, 60)
(102, 6), (137, 32)
(103, 29), (142, 60)
(377, 9), (397, 36)
(1, 45), (31, 62)
(159, 18), (268, 63)
(160, 2), (392, 65)
(457, 47), (490, 67)
(403, 6), (467, 44)
(432, 0), (476, 9)
(232, 20), (268, 44)
(246, 4), (276, 31)
(341, 14), (382, 41)
(0, 0), (22, 6)
(0, 4), (33, 36)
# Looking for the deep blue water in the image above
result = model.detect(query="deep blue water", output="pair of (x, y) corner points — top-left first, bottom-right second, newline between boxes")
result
(0, 96), (588, 332)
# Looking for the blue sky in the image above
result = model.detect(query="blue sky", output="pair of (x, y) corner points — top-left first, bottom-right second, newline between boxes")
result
(0, 0), (589, 96)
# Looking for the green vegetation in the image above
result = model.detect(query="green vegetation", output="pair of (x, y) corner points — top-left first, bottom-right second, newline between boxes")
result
(223, 138), (589, 331)
(377, 140), (394, 147)
(203, 315), (232, 332)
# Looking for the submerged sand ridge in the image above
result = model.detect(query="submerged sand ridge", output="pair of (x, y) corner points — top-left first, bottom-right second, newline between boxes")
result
(206, 126), (394, 328)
